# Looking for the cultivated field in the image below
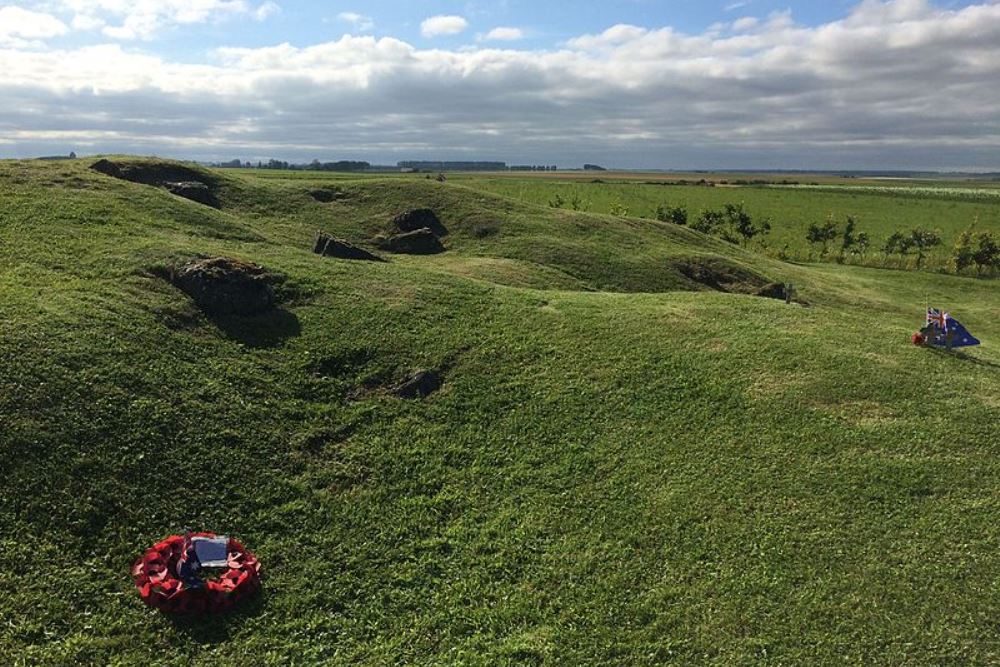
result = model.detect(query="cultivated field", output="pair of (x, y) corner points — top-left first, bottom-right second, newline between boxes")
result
(451, 175), (1000, 270)
(1, 158), (998, 664)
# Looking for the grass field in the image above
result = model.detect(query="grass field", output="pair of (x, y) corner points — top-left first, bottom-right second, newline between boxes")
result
(1, 158), (999, 664)
(449, 176), (1000, 270)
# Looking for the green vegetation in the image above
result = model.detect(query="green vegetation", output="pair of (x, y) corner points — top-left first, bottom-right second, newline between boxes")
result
(1, 158), (999, 664)
(451, 176), (1000, 271)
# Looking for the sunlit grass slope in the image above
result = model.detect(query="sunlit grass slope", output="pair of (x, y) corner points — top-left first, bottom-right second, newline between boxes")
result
(1, 158), (998, 665)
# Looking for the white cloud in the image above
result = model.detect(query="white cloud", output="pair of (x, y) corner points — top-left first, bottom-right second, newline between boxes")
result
(0, 6), (68, 46)
(70, 13), (104, 31)
(2, 1), (1000, 169)
(731, 16), (759, 32)
(254, 1), (279, 21)
(483, 27), (524, 41)
(337, 11), (374, 32)
(57, 0), (278, 40)
(420, 15), (469, 38)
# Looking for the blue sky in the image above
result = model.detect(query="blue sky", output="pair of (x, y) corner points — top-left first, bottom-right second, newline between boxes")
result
(35, 1), (887, 56)
(1, 0), (999, 169)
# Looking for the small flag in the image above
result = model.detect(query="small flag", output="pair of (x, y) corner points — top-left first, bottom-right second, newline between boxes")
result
(925, 308), (980, 349)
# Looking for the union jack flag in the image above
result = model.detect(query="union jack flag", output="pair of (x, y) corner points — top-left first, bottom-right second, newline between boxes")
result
(926, 307), (948, 332)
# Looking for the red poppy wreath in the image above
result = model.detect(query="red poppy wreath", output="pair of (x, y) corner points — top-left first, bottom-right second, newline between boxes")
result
(132, 532), (261, 614)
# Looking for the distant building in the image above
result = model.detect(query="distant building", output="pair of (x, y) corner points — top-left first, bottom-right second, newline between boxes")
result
(583, 164), (607, 171)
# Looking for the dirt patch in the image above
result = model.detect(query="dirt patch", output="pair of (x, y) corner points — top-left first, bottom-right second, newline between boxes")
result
(314, 232), (385, 262)
(309, 189), (343, 203)
(167, 257), (276, 316)
(392, 369), (444, 399)
(674, 256), (769, 293)
(754, 282), (787, 301)
(377, 228), (446, 255)
(164, 181), (218, 207)
(90, 159), (220, 207)
(393, 209), (448, 237)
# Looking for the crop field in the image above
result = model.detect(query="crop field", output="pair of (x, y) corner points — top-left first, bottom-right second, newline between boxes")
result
(448, 175), (1000, 270)
(2, 158), (999, 664)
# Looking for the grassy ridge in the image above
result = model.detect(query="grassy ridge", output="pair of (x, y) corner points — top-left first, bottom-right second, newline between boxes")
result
(1, 159), (999, 664)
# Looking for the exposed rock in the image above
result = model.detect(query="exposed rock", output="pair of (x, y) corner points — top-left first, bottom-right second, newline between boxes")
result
(170, 257), (275, 316)
(377, 228), (445, 255)
(392, 209), (448, 237)
(393, 370), (443, 399)
(313, 232), (385, 262)
(165, 181), (218, 207)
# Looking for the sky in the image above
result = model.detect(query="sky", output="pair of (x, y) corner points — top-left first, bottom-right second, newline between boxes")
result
(0, 0), (998, 170)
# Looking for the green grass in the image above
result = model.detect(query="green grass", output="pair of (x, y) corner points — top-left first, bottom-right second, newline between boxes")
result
(1, 158), (999, 665)
(450, 176), (1000, 270)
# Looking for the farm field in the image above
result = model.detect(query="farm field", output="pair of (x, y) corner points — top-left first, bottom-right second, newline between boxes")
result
(1, 157), (999, 664)
(452, 176), (1000, 269)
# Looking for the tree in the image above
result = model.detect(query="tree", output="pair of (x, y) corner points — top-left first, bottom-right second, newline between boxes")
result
(973, 231), (1000, 273)
(853, 231), (871, 260)
(692, 209), (725, 234)
(609, 200), (630, 217)
(806, 217), (839, 257)
(839, 216), (860, 261)
(716, 203), (768, 246)
(951, 225), (976, 274)
(882, 231), (913, 264)
(908, 228), (941, 268)
(655, 203), (688, 225)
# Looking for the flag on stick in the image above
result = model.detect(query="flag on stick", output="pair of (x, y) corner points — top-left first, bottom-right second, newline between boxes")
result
(924, 308), (980, 349)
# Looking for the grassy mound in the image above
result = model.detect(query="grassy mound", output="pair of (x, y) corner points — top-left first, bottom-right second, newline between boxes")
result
(1, 158), (999, 664)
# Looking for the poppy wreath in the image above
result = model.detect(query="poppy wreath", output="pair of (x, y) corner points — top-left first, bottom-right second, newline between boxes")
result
(132, 532), (261, 614)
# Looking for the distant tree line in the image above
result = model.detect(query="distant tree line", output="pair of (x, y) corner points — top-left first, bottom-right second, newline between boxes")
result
(216, 158), (371, 172)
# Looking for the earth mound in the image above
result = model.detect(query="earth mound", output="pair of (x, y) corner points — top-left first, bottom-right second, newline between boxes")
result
(90, 159), (220, 207)
(169, 257), (275, 316)
(377, 228), (445, 255)
(393, 209), (448, 237)
(313, 232), (385, 262)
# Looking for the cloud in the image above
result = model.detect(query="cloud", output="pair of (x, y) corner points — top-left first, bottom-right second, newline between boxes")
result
(337, 11), (374, 32)
(254, 2), (280, 21)
(1, 1), (1000, 169)
(58, 0), (278, 40)
(0, 6), (68, 46)
(483, 27), (524, 41)
(420, 15), (469, 38)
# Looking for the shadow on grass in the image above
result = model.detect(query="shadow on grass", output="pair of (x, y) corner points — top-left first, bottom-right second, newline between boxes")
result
(210, 308), (301, 348)
(168, 590), (267, 643)
(928, 347), (1000, 370)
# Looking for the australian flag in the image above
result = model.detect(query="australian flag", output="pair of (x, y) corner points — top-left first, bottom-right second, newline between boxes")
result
(926, 308), (981, 349)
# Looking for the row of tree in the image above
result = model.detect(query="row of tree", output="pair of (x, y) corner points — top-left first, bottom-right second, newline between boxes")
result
(805, 216), (871, 261)
(655, 202), (772, 246)
(805, 216), (1000, 274)
(224, 159), (372, 171)
(951, 226), (1000, 274)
